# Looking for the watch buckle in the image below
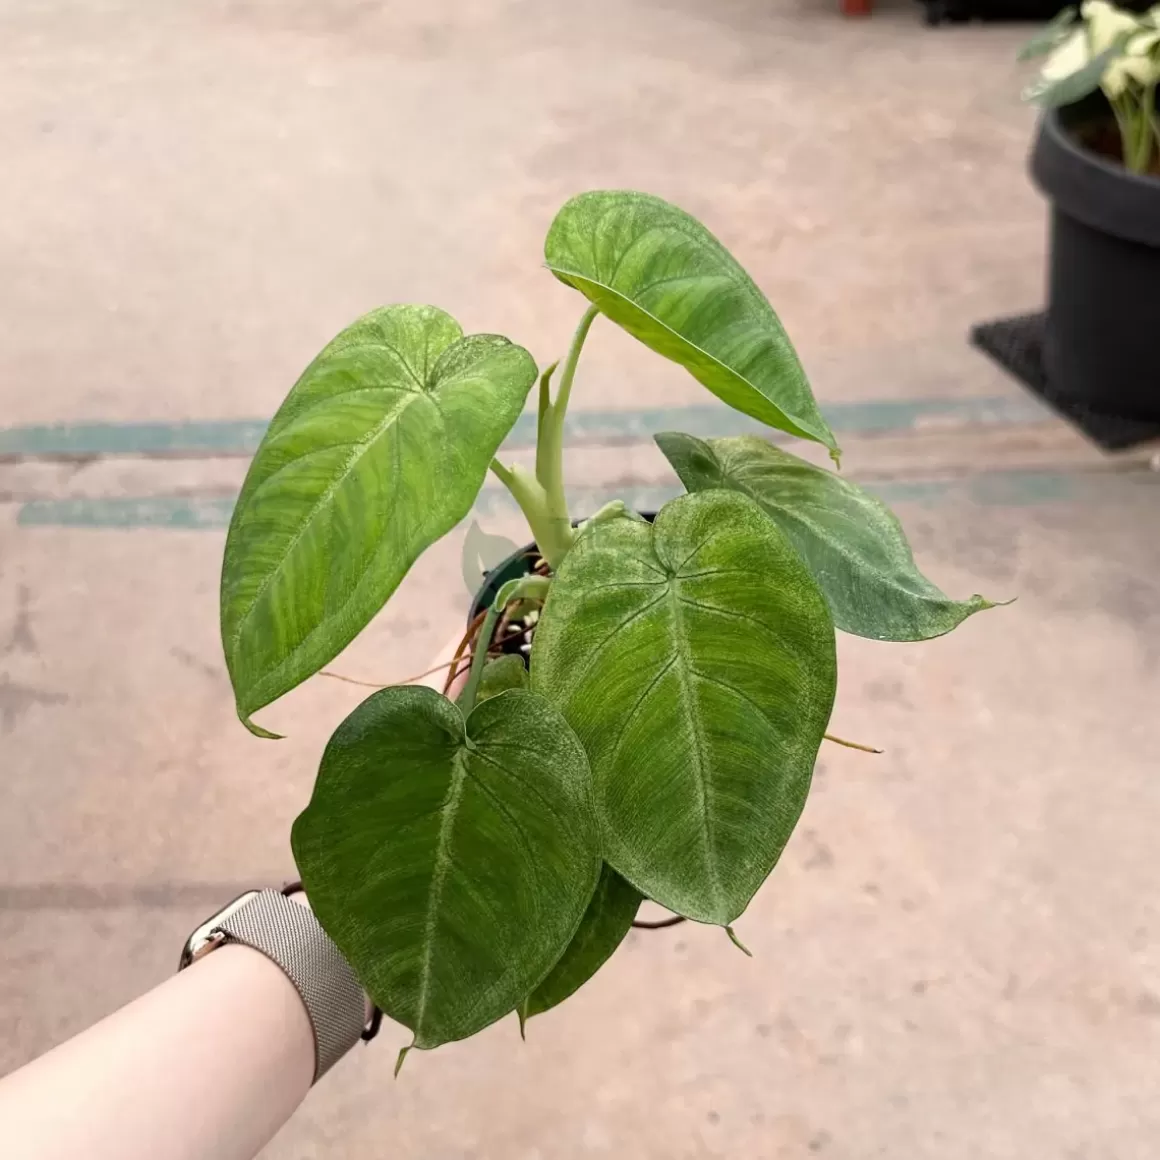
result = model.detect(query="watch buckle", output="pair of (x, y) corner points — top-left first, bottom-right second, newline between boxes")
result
(178, 889), (262, 969)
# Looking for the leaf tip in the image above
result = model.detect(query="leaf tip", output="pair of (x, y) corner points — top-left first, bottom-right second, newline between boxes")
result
(240, 711), (283, 740)
(980, 595), (1017, 612)
(394, 1044), (412, 1078)
(828, 445), (842, 470)
(824, 731), (883, 755)
(517, 1004), (528, 1041)
(725, 925), (753, 958)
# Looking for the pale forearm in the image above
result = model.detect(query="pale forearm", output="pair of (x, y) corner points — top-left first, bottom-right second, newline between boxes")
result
(0, 649), (463, 1160)
(0, 942), (314, 1160)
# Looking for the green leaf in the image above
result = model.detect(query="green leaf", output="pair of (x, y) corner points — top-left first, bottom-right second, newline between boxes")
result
(544, 191), (839, 460)
(521, 865), (641, 1023)
(1018, 6), (1077, 60)
(474, 654), (529, 704)
(656, 432), (994, 642)
(291, 685), (601, 1050)
(531, 490), (836, 925)
(220, 305), (537, 734)
(1025, 39), (1128, 106)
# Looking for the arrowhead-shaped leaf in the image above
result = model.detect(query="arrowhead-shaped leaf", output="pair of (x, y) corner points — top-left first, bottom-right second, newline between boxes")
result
(531, 491), (836, 925)
(522, 865), (642, 1022)
(220, 305), (537, 733)
(544, 190), (838, 458)
(657, 432), (994, 641)
(291, 685), (601, 1050)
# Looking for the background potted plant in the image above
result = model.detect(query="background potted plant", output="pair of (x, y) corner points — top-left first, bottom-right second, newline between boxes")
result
(219, 190), (997, 1070)
(1022, 2), (1160, 421)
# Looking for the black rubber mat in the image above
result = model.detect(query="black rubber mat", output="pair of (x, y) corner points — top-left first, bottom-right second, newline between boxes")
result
(970, 311), (1160, 451)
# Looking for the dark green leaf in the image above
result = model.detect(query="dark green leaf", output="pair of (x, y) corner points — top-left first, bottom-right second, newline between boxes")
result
(522, 865), (642, 1022)
(531, 491), (836, 925)
(656, 432), (994, 641)
(544, 191), (838, 459)
(220, 305), (537, 734)
(292, 685), (601, 1050)
(1018, 6), (1077, 60)
(474, 654), (529, 704)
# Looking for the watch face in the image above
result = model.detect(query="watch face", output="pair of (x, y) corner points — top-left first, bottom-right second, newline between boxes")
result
(178, 890), (261, 969)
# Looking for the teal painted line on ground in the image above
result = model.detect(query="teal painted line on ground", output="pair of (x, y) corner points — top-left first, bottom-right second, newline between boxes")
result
(17, 495), (239, 530)
(17, 467), (1129, 531)
(0, 394), (1050, 459)
(0, 419), (272, 458)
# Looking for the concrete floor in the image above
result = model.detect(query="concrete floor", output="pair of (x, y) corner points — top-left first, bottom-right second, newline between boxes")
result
(3, 0), (1160, 1156)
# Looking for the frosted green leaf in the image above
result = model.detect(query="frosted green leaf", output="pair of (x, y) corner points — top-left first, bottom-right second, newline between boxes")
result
(292, 686), (601, 1050)
(545, 190), (837, 458)
(522, 866), (641, 1022)
(657, 432), (994, 641)
(220, 305), (536, 733)
(475, 655), (529, 704)
(532, 491), (836, 924)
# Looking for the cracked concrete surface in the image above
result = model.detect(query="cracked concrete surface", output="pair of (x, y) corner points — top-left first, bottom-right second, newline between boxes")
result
(2, 1), (1160, 1157)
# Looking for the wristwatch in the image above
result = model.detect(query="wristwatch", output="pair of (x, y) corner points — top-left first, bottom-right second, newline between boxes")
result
(178, 882), (380, 1081)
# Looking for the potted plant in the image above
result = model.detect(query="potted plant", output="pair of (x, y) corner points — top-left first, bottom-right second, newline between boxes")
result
(219, 190), (998, 1070)
(1022, 2), (1160, 420)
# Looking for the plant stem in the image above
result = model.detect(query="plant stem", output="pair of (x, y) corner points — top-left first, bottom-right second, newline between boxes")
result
(534, 360), (559, 483)
(443, 609), (488, 695)
(1138, 83), (1157, 174)
(458, 575), (551, 715)
(1110, 92), (1135, 170)
(459, 603), (504, 715)
(535, 304), (600, 554)
(1110, 90), (1151, 174)
(488, 458), (574, 570)
(489, 305), (600, 569)
(549, 304), (600, 436)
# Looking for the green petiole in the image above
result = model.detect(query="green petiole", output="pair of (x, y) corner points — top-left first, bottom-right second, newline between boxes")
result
(489, 304), (600, 571)
(458, 574), (551, 714)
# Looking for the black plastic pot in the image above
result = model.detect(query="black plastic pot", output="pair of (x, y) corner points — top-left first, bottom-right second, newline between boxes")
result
(468, 513), (658, 654)
(470, 542), (540, 620)
(468, 540), (541, 660)
(921, 0), (1154, 22)
(1031, 95), (1160, 421)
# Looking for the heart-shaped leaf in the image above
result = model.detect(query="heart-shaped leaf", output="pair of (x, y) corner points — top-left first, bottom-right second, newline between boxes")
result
(522, 865), (642, 1022)
(531, 491), (836, 925)
(220, 305), (537, 734)
(544, 191), (838, 458)
(657, 433), (996, 642)
(292, 685), (601, 1051)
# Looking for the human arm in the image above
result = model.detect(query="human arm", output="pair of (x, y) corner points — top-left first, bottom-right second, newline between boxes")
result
(0, 637), (467, 1160)
(0, 903), (317, 1160)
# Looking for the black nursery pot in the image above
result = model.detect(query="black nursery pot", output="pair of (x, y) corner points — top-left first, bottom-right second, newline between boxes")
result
(469, 540), (542, 647)
(468, 514), (658, 652)
(1031, 94), (1160, 421)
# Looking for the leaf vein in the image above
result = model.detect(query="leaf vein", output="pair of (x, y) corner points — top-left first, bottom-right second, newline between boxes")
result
(676, 593), (779, 639)
(544, 590), (667, 700)
(664, 584), (721, 914)
(228, 391), (435, 661)
(413, 748), (467, 1042)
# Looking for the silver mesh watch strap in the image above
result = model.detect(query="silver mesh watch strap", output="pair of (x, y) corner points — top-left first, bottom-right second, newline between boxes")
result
(213, 890), (367, 1082)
